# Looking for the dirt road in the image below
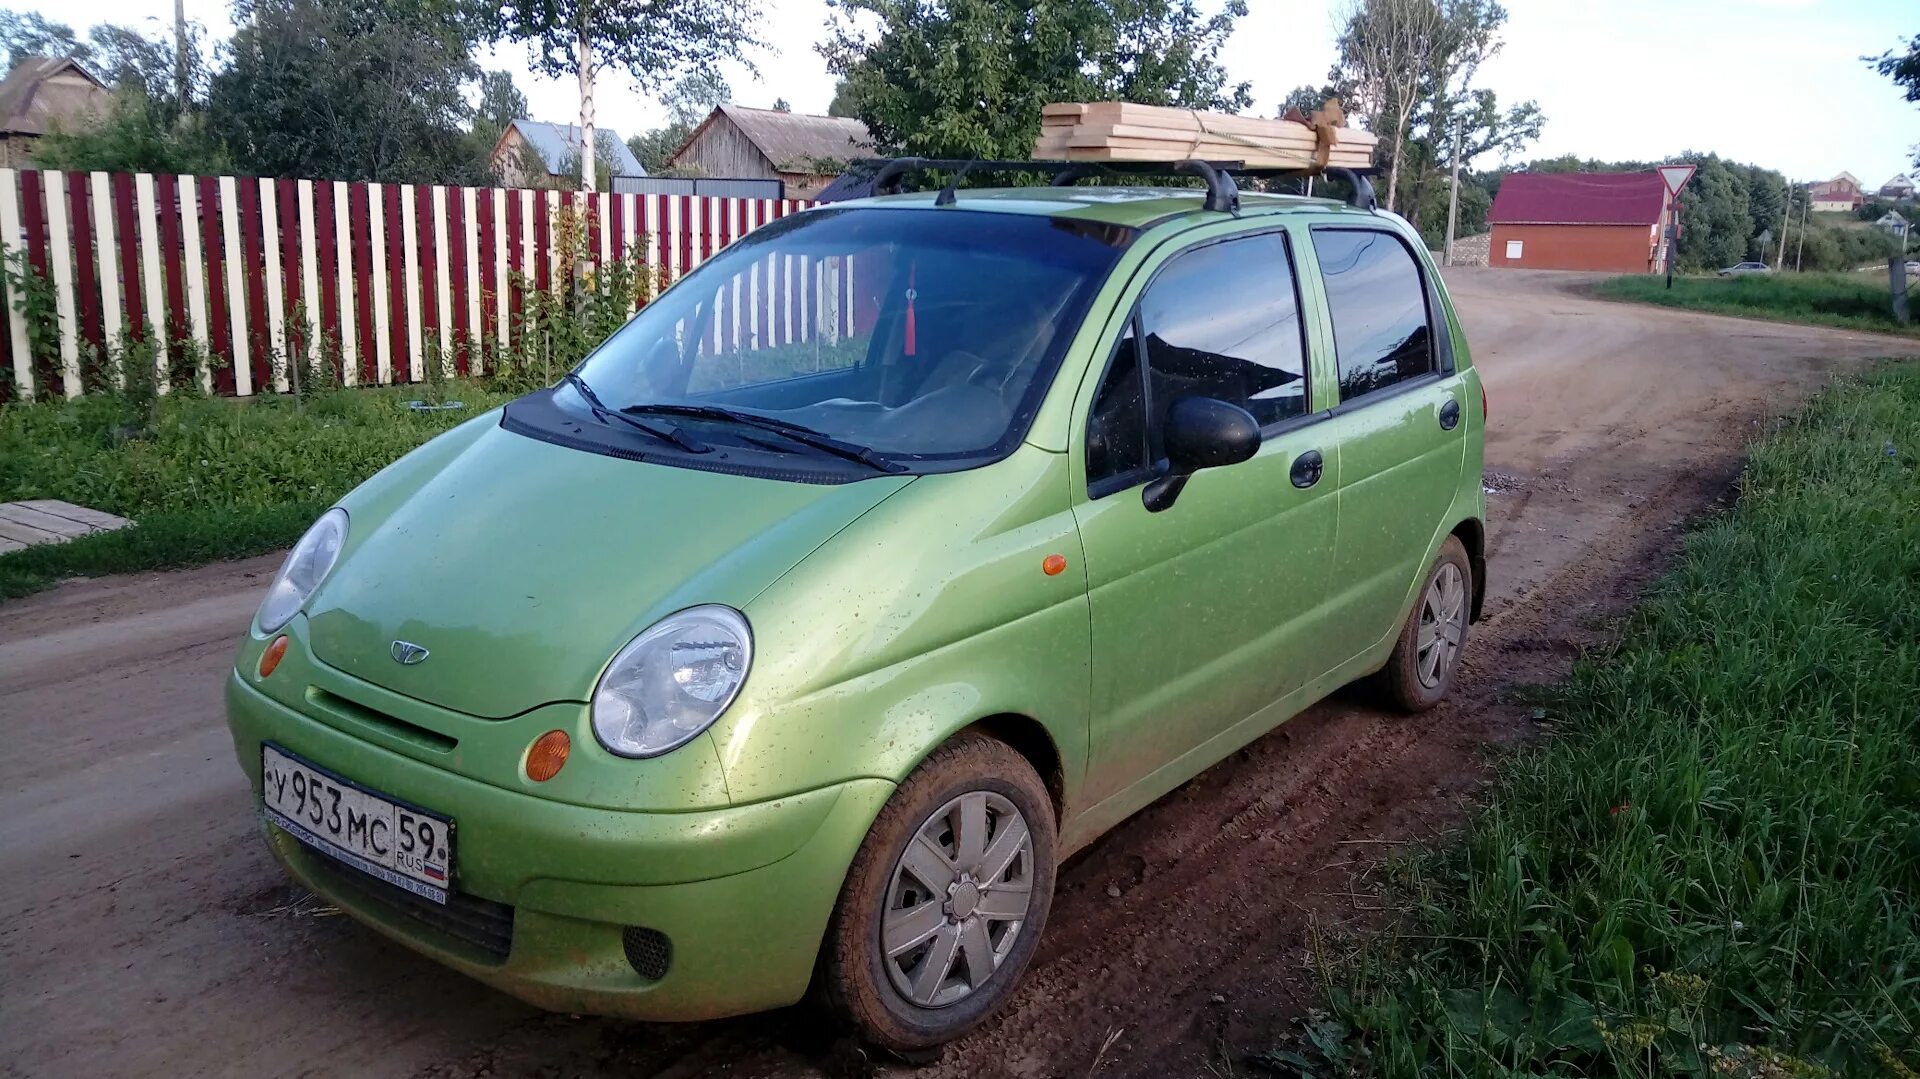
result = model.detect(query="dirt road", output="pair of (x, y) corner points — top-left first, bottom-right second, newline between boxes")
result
(2, 271), (1909, 1078)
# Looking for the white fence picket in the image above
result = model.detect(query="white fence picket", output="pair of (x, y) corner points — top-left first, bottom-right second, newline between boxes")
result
(178, 178), (212, 392)
(368, 183), (391, 386)
(3, 168), (810, 400)
(462, 186), (481, 361)
(0, 170), (27, 397)
(90, 173), (122, 361)
(400, 184), (422, 382)
(299, 180), (321, 374)
(219, 176), (251, 397)
(259, 178), (288, 392)
(332, 181), (358, 387)
(432, 185), (452, 375)
(133, 174), (169, 392)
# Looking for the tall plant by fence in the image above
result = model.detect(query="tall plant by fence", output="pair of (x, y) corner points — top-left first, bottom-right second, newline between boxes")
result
(0, 168), (819, 401)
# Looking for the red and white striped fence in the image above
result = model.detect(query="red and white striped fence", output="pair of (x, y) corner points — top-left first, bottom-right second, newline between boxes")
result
(0, 168), (815, 401)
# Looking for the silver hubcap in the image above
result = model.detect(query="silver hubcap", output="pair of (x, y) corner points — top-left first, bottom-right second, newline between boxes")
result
(881, 790), (1034, 1009)
(1416, 562), (1467, 688)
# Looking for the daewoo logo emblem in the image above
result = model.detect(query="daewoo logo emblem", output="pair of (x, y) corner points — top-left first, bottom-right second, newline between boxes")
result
(390, 641), (431, 665)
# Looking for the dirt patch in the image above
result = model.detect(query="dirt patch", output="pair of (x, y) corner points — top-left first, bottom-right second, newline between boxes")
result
(0, 269), (1910, 1078)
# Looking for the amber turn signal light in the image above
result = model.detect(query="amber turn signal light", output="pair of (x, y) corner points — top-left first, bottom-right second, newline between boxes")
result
(526, 729), (571, 782)
(258, 635), (289, 678)
(1042, 553), (1068, 576)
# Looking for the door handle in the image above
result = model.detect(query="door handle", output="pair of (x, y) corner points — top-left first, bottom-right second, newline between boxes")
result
(1439, 398), (1462, 431)
(1290, 449), (1323, 489)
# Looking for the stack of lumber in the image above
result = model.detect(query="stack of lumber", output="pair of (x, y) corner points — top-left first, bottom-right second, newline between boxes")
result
(1035, 101), (1376, 171)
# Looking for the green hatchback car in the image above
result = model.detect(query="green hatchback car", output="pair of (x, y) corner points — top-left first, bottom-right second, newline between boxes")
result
(227, 166), (1486, 1052)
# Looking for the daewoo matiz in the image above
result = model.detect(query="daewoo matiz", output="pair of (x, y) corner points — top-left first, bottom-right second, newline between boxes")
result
(227, 163), (1486, 1053)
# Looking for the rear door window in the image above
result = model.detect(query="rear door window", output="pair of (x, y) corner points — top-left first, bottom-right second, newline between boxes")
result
(1310, 229), (1437, 403)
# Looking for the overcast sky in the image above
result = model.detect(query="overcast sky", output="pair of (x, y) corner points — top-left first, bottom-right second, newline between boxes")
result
(28, 0), (1920, 185)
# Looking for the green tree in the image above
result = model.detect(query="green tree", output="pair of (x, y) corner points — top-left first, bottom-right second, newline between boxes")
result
(28, 13), (220, 174)
(0, 10), (85, 68)
(37, 84), (226, 173)
(489, 0), (757, 191)
(83, 22), (173, 90)
(1325, 0), (1541, 226)
(819, 0), (1253, 160)
(475, 70), (529, 131)
(1867, 32), (1919, 167)
(1868, 33), (1919, 102)
(626, 69), (730, 172)
(1334, 0), (1444, 212)
(826, 76), (866, 118)
(550, 129), (631, 188)
(210, 0), (489, 183)
(1278, 83), (1330, 116)
(1739, 162), (1790, 263)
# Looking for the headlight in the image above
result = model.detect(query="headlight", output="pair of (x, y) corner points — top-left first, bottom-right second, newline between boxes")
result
(256, 508), (348, 634)
(592, 605), (752, 758)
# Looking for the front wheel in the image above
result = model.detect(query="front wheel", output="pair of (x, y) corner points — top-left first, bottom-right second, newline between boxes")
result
(1374, 536), (1473, 712)
(819, 732), (1056, 1053)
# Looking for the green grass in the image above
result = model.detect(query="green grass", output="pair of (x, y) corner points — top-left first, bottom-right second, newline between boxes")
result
(0, 382), (517, 600)
(1312, 365), (1920, 1078)
(1594, 272), (1919, 337)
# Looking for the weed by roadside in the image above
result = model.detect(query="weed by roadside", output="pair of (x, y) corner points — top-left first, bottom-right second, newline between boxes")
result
(1594, 273), (1919, 337)
(1302, 365), (1920, 1077)
(0, 381), (516, 599)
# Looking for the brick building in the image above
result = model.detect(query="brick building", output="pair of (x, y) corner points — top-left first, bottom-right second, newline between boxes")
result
(1487, 172), (1673, 274)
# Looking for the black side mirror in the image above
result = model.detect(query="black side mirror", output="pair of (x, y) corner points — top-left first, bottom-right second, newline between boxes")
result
(1142, 396), (1262, 512)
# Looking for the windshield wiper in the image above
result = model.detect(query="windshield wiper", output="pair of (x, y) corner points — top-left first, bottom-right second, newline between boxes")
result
(561, 373), (709, 453)
(620, 403), (904, 473)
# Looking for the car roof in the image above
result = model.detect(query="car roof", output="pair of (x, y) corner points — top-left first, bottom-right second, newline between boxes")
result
(827, 185), (1382, 231)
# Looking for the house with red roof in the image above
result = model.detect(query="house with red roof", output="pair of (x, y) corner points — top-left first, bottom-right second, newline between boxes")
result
(1487, 171), (1675, 274)
(1808, 172), (1864, 213)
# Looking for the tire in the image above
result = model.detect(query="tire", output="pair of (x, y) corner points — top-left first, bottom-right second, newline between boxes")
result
(1373, 536), (1473, 713)
(819, 732), (1056, 1054)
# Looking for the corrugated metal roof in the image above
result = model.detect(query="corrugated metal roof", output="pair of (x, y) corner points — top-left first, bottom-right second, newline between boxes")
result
(676, 105), (872, 172)
(1487, 171), (1666, 227)
(0, 56), (107, 137)
(508, 119), (647, 177)
(610, 175), (784, 198)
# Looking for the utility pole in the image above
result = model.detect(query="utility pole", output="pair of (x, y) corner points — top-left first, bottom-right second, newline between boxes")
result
(1442, 116), (1462, 268)
(1775, 178), (1792, 269)
(173, 0), (189, 106)
(1794, 197), (1810, 271)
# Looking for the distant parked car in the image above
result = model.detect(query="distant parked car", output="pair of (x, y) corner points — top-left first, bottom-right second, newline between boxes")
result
(1718, 262), (1773, 276)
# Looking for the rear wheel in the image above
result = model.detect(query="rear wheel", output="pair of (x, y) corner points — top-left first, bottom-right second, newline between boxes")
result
(1375, 536), (1473, 712)
(819, 732), (1056, 1053)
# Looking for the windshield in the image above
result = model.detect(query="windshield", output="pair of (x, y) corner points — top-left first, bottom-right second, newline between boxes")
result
(561, 207), (1133, 467)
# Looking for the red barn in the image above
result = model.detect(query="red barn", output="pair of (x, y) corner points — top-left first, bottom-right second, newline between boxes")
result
(1487, 172), (1674, 273)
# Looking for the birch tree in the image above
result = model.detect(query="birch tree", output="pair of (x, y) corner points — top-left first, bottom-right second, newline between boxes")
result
(491, 0), (758, 191)
(1337, 0), (1443, 213)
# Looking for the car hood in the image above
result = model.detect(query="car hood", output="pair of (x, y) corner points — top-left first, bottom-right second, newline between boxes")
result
(306, 416), (913, 718)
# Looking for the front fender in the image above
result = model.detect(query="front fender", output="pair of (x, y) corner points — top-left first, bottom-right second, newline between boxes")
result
(712, 445), (1091, 811)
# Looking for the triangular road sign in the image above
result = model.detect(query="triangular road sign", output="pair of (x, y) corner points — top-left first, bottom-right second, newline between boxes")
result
(1659, 164), (1696, 196)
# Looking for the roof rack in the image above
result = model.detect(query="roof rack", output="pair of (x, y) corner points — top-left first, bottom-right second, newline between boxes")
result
(848, 157), (1378, 213)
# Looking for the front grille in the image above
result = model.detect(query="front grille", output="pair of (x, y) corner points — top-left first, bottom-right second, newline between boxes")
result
(622, 926), (672, 980)
(306, 854), (514, 963)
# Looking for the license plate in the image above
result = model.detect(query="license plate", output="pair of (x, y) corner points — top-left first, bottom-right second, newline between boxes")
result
(260, 744), (454, 904)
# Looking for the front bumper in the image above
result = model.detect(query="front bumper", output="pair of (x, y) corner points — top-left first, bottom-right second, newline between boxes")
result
(227, 671), (893, 1020)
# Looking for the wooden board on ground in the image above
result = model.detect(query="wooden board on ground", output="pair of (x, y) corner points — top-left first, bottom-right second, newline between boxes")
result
(0, 500), (132, 554)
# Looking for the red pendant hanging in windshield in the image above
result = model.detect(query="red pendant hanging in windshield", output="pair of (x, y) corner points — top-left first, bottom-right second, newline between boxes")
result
(904, 267), (918, 357)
